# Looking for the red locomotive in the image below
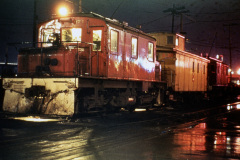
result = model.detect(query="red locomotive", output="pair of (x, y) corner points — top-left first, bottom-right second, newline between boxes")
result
(2, 12), (164, 115)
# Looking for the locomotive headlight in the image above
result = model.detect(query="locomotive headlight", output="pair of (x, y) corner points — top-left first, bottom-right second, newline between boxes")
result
(59, 7), (68, 16)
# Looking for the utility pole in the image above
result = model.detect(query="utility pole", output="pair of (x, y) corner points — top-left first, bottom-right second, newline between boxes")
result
(32, 0), (37, 47)
(208, 32), (217, 57)
(65, 0), (82, 13)
(229, 24), (232, 84)
(223, 23), (238, 84)
(163, 4), (189, 33)
(79, 0), (82, 13)
(180, 13), (183, 33)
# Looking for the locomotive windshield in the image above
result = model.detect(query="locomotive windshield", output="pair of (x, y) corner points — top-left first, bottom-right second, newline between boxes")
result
(39, 19), (61, 47)
(39, 20), (82, 47)
(42, 29), (60, 47)
(41, 28), (82, 47)
(62, 28), (82, 42)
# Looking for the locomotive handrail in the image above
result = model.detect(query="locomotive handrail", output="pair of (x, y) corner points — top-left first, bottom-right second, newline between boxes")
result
(61, 41), (96, 45)
(5, 41), (96, 77)
(7, 41), (96, 46)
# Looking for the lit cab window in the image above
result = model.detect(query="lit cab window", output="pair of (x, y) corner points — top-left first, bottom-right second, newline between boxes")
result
(110, 30), (118, 54)
(93, 30), (102, 51)
(62, 28), (82, 42)
(42, 29), (60, 47)
(132, 37), (138, 57)
(148, 42), (154, 61)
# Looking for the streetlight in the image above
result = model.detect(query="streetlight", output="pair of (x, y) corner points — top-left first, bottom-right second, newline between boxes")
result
(59, 7), (68, 16)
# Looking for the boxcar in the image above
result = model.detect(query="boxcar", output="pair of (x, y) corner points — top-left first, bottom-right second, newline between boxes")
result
(149, 32), (209, 103)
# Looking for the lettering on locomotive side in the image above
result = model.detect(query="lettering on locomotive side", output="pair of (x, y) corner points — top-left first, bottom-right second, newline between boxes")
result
(76, 19), (84, 24)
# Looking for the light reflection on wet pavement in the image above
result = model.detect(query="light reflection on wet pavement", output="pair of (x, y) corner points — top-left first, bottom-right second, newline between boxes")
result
(171, 103), (240, 160)
(98, 103), (240, 160)
(1, 102), (240, 159)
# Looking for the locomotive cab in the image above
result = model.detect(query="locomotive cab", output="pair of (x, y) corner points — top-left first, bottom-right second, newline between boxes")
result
(18, 17), (105, 77)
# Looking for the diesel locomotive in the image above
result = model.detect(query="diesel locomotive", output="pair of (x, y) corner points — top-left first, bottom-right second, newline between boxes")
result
(2, 12), (164, 115)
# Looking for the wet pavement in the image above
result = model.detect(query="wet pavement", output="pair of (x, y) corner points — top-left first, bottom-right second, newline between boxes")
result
(171, 104), (240, 160)
(1, 102), (240, 160)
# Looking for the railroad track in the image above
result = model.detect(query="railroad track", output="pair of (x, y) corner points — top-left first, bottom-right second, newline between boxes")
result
(0, 102), (236, 159)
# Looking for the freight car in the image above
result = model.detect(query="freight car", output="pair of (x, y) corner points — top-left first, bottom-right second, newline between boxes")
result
(149, 32), (210, 104)
(2, 12), (164, 115)
(207, 55), (228, 87)
(207, 55), (233, 100)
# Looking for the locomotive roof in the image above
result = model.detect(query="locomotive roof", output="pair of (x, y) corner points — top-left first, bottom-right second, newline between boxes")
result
(49, 12), (155, 40)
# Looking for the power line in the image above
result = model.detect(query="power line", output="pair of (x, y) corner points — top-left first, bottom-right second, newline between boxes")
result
(111, 0), (126, 19)
(140, 15), (170, 25)
(194, 19), (240, 23)
(163, 4), (189, 33)
(189, 10), (240, 15)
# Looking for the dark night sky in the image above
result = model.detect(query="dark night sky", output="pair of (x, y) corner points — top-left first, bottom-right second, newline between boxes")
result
(0, 0), (240, 71)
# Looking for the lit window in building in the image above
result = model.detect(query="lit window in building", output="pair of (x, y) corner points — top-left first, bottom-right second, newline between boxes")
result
(132, 37), (138, 57)
(93, 30), (102, 51)
(62, 28), (82, 42)
(148, 42), (154, 61)
(111, 30), (118, 54)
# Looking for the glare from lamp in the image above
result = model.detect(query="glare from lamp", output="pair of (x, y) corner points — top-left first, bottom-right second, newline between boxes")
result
(59, 7), (68, 16)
